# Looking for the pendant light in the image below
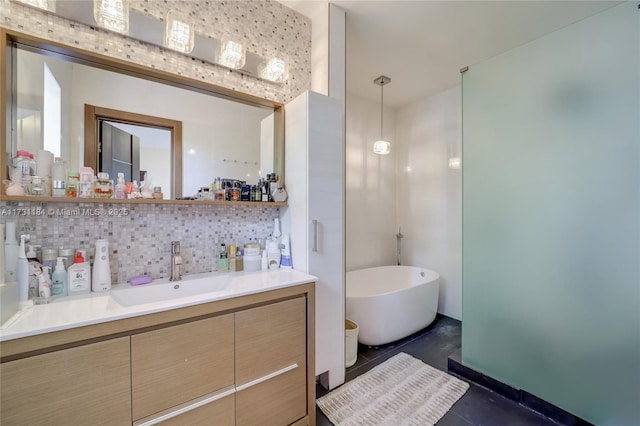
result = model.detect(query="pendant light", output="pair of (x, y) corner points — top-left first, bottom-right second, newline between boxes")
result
(373, 75), (391, 155)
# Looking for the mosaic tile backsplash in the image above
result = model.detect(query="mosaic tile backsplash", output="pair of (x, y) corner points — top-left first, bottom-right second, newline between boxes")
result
(1, 201), (280, 284)
(0, 1), (310, 284)
(0, 0), (311, 104)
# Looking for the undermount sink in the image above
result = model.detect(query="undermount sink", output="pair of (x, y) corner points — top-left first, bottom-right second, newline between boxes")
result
(108, 275), (233, 307)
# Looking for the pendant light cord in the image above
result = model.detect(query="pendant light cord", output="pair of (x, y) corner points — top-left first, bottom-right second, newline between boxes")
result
(380, 83), (384, 140)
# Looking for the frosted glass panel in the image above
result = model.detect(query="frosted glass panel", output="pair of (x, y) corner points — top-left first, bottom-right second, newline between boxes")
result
(462, 3), (639, 425)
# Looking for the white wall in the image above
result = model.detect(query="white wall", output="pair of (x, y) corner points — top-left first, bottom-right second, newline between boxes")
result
(69, 64), (271, 196)
(346, 87), (462, 319)
(396, 86), (462, 320)
(346, 93), (397, 271)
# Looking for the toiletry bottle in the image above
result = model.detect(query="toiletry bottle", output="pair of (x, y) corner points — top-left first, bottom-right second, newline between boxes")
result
(114, 172), (126, 199)
(267, 218), (282, 269)
(261, 250), (268, 271)
(78, 166), (94, 198)
(217, 243), (228, 272)
(37, 266), (51, 299)
(280, 234), (292, 269)
(229, 244), (237, 272)
(236, 248), (243, 272)
(4, 221), (18, 282)
(26, 245), (42, 299)
(92, 239), (111, 292)
(52, 157), (67, 197)
(68, 252), (91, 295)
(51, 257), (68, 297)
(17, 235), (29, 306)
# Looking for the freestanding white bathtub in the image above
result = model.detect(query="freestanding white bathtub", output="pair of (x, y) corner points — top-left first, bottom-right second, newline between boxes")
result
(346, 265), (440, 346)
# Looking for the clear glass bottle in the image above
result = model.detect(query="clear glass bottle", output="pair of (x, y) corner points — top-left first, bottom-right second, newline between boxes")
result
(66, 172), (79, 197)
(152, 186), (163, 199)
(94, 172), (113, 198)
(28, 175), (45, 196)
(78, 167), (94, 198)
(52, 157), (67, 197)
(114, 173), (126, 199)
(12, 150), (36, 188)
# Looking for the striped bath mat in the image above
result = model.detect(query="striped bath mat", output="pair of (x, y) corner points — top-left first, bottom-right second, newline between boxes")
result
(317, 352), (469, 426)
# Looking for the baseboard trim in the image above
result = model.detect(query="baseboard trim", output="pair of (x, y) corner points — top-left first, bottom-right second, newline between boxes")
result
(447, 350), (594, 426)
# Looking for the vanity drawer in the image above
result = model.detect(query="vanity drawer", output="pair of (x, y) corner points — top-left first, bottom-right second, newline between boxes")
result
(131, 314), (234, 421)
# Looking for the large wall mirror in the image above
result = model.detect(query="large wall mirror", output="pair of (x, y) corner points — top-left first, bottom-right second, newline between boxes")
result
(2, 30), (284, 200)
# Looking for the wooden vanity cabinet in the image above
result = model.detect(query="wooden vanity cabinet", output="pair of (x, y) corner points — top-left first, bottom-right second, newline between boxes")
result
(0, 283), (315, 426)
(0, 337), (131, 425)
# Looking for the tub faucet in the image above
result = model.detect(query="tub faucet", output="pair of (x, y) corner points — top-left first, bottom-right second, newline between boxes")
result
(170, 241), (182, 281)
(396, 228), (404, 266)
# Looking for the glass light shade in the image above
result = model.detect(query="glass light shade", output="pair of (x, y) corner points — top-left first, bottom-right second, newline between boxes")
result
(259, 57), (287, 83)
(165, 11), (195, 54)
(218, 40), (246, 69)
(373, 140), (391, 155)
(16, 0), (55, 12)
(448, 157), (461, 169)
(93, 0), (129, 34)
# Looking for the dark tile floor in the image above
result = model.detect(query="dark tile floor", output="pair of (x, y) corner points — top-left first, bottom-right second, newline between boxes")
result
(316, 315), (560, 426)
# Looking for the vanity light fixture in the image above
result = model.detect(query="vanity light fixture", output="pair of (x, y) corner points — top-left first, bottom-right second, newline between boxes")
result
(218, 39), (246, 69)
(448, 157), (461, 169)
(15, 0), (288, 84)
(93, 0), (129, 35)
(373, 75), (391, 155)
(259, 57), (286, 83)
(15, 0), (54, 12)
(165, 10), (195, 54)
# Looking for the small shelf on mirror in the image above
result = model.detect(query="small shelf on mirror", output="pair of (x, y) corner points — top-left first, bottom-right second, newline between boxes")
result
(0, 196), (286, 207)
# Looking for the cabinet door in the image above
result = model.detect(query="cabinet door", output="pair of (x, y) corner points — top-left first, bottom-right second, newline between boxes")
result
(0, 337), (131, 425)
(235, 297), (307, 426)
(131, 314), (234, 421)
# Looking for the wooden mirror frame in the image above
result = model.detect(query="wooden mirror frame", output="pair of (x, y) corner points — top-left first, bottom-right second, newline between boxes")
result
(1, 28), (285, 202)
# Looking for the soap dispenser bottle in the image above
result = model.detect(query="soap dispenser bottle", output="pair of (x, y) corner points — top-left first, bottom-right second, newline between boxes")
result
(217, 243), (228, 272)
(51, 257), (68, 297)
(92, 239), (111, 292)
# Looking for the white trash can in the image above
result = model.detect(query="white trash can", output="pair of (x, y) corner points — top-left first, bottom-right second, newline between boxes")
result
(345, 319), (359, 368)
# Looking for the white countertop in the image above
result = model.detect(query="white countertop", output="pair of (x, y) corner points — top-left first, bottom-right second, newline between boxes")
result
(0, 269), (316, 342)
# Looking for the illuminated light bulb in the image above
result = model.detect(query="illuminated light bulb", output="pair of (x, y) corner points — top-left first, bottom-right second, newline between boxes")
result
(259, 57), (286, 83)
(165, 11), (194, 54)
(218, 40), (246, 69)
(93, 0), (129, 34)
(373, 140), (391, 155)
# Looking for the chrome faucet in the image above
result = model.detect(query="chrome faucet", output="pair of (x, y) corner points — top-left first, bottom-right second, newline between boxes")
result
(396, 227), (404, 266)
(170, 241), (182, 281)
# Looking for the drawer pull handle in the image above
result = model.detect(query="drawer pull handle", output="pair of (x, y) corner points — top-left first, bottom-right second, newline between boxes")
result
(135, 388), (236, 426)
(236, 363), (299, 392)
